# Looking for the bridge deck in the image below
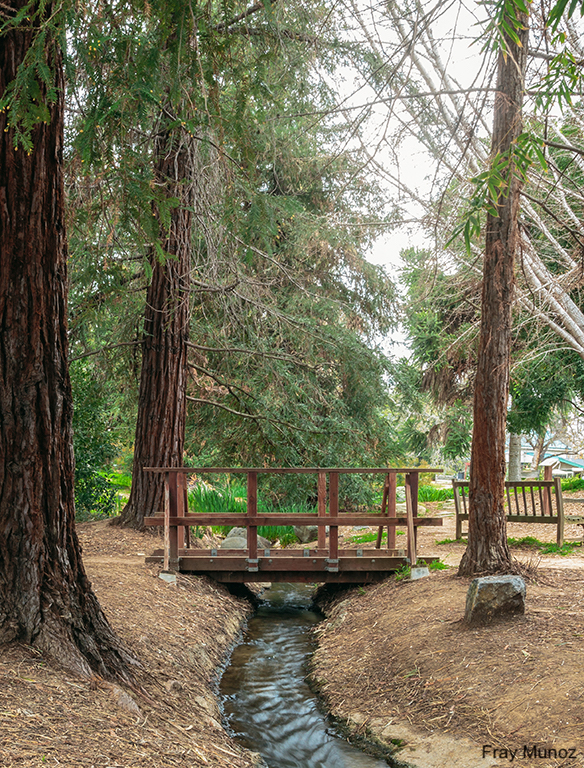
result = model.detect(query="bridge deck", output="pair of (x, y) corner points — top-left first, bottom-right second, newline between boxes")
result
(144, 467), (444, 584)
(146, 547), (441, 583)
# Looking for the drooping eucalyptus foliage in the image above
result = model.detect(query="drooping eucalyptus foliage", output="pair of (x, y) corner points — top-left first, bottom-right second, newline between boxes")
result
(343, 0), (584, 360)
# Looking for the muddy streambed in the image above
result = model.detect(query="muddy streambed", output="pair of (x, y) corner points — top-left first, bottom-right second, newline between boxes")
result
(220, 583), (394, 768)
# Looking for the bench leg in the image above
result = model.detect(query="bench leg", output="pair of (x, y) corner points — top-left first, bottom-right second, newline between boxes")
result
(455, 515), (462, 540)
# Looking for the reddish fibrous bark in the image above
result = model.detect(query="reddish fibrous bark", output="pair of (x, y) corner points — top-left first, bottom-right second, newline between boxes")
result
(0, 5), (137, 680)
(459, 19), (529, 576)
(117, 131), (192, 529)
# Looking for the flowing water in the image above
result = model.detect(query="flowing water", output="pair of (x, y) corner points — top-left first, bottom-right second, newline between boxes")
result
(220, 583), (392, 768)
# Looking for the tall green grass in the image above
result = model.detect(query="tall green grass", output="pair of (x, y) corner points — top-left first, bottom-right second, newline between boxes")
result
(417, 485), (454, 502)
(187, 484), (317, 545)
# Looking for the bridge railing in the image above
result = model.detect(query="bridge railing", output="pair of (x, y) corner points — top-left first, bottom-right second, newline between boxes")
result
(143, 467), (443, 572)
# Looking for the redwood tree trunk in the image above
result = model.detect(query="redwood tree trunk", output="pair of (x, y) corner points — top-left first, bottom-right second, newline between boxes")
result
(0, 6), (137, 680)
(458, 17), (529, 576)
(118, 130), (192, 529)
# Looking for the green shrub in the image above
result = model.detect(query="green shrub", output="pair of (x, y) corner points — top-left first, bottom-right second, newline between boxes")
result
(561, 477), (584, 491)
(74, 469), (117, 521)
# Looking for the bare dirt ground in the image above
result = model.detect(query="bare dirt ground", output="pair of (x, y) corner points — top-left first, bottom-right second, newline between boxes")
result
(311, 495), (584, 768)
(0, 521), (260, 768)
(3, 500), (584, 768)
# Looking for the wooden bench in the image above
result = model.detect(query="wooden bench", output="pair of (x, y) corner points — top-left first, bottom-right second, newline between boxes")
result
(452, 478), (584, 546)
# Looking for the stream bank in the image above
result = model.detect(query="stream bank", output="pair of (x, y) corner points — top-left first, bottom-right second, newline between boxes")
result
(310, 570), (584, 768)
(0, 520), (260, 768)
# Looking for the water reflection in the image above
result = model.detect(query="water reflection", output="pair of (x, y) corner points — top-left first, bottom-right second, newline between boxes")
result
(220, 583), (391, 768)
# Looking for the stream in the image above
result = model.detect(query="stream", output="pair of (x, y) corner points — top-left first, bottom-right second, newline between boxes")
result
(220, 583), (393, 768)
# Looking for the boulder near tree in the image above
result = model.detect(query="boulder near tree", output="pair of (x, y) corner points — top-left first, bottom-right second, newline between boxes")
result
(0, 2), (137, 681)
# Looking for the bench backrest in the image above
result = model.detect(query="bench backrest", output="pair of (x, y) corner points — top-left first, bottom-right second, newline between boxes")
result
(453, 479), (562, 520)
(453, 478), (565, 544)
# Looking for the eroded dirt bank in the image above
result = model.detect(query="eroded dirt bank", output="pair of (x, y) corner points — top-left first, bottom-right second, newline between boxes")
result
(0, 520), (259, 768)
(310, 569), (584, 768)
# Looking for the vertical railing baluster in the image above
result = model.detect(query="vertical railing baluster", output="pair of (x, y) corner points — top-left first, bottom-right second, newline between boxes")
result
(376, 473), (390, 549)
(176, 471), (187, 549)
(168, 470), (179, 569)
(387, 472), (397, 550)
(409, 471), (419, 550)
(318, 471), (327, 551)
(405, 472), (417, 566)
(164, 472), (170, 571)
(247, 471), (258, 560)
(542, 465), (552, 515)
(329, 472), (339, 560)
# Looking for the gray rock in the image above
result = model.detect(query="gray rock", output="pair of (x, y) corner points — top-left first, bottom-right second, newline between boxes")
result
(465, 574), (526, 625)
(220, 532), (272, 549)
(410, 565), (430, 580)
(227, 527), (247, 538)
(293, 525), (319, 543)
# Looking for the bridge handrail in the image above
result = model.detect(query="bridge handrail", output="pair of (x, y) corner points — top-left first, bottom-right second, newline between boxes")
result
(144, 466), (443, 572)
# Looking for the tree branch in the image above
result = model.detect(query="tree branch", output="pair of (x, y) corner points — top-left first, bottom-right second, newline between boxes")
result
(70, 340), (143, 362)
(186, 396), (319, 433)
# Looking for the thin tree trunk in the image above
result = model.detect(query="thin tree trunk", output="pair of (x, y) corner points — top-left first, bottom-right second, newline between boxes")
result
(531, 434), (546, 472)
(0, 5), (137, 680)
(117, 129), (193, 529)
(508, 432), (522, 481)
(459, 16), (529, 576)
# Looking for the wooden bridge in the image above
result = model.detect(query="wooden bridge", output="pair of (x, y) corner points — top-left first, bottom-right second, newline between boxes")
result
(144, 467), (444, 583)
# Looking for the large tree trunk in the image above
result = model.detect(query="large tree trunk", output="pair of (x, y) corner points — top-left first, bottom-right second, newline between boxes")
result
(0, 5), (137, 680)
(117, 129), (193, 529)
(458, 17), (529, 576)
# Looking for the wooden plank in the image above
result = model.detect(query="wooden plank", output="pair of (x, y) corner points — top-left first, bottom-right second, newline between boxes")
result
(376, 474), (390, 549)
(144, 466), (444, 474)
(164, 473), (170, 572)
(542, 465), (553, 515)
(177, 472), (190, 548)
(405, 476), (416, 566)
(181, 547), (406, 558)
(318, 471), (327, 550)
(247, 471), (257, 560)
(409, 471), (419, 549)
(387, 473), (397, 549)
(144, 514), (445, 527)
(177, 555), (413, 572)
(329, 471), (339, 559)
(457, 480), (555, 489)
(168, 471), (180, 566)
(453, 482), (463, 539)
(555, 476), (565, 546)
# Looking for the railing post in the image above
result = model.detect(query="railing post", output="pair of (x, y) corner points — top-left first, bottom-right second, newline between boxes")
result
(329, 471), (339, 560)
(163, 472), (170, 571)
(247, 471), (258, 560)
(543, 464), (552, 516)
(376, 474), (389, 549)
(387, 472), (397, 550)
(555, 476), (564, 546)
(168, 470), (179, 570)
(377, 473), (398, 550)
(177, 471), (190, 548)
(405, 472), (417, 566)
(318, 471), (327, 550)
